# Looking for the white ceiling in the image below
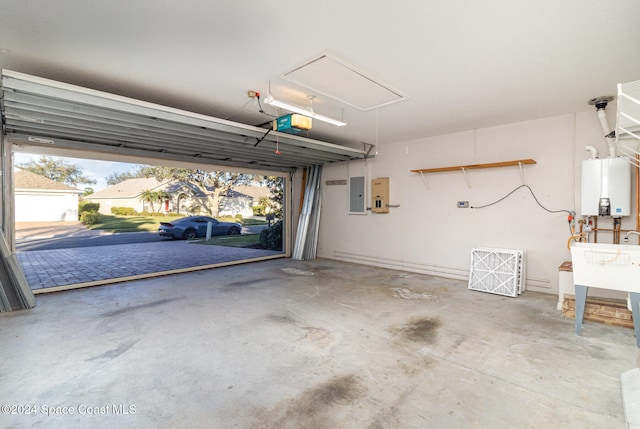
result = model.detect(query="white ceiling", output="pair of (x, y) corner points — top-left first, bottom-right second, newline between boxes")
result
(1, 0), (639, 150)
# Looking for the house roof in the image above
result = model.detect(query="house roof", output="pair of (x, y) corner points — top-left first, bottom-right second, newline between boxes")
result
(87, 177), (211, 199)
(164, 182), (208, 198)
(226, 185), (272, 201)
(87, 177), (169, 199)
(14, 169), (82, 193)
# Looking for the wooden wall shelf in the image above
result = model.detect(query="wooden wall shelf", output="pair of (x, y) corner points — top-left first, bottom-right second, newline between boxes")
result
(411, 159), (536, 174)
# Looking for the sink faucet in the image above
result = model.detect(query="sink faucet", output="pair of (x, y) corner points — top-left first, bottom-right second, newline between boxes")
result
(624, 231), (640, 242)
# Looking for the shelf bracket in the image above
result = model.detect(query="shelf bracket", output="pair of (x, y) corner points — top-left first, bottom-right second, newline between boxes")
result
(419, 171), (430, 190)
(461, 167), (471, 188)
(518, 162), (527, 185)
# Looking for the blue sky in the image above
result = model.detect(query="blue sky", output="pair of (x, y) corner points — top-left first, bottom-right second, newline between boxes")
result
(13, 152), (141, 192)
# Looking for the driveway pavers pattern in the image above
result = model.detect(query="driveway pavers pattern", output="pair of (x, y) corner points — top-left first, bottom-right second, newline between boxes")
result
(17, 241), (281, 290)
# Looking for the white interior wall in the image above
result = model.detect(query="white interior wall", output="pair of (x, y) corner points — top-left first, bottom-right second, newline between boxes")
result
(318, 107), (636, 298)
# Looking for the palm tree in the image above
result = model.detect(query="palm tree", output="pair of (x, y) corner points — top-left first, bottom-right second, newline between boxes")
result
(139, 189), (157, 212)
(258, 195), (271, 214)
(155, 190), (170, 213)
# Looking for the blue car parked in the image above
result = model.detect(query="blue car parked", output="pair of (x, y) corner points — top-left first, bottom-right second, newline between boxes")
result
(159, 216), (242, 240)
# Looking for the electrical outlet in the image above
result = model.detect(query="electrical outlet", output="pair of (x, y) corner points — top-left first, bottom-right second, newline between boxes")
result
(457, 201), (469, 208)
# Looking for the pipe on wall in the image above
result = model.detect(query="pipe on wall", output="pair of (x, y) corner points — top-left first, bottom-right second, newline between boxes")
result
(596, 108), (617, 158)
(585, 145), (599, 159)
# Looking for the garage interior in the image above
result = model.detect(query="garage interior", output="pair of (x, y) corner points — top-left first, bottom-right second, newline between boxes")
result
(2, 1), (640, 428)
(2, 258), (637, 428)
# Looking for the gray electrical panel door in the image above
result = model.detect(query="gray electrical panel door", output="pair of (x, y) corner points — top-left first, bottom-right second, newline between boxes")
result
(349, 176), (365, 213)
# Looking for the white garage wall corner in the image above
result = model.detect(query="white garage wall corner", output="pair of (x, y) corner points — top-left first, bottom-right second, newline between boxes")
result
(319, 110), (633, 297)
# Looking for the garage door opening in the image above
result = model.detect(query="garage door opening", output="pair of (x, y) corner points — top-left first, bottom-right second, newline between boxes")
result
(12, 149), (289, 293)
(0, 69), (369, 311)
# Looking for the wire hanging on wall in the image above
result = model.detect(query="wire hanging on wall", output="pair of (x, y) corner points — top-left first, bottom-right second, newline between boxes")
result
(471, 184), (576, 244)
(471, 184), (572, 215)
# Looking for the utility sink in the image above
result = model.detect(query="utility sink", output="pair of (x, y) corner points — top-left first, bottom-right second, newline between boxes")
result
(571, 242), (640, 292)
(570, 242), (640, 347)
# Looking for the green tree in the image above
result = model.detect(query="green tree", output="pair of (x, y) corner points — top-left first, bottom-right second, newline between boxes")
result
(139, 189), (158, 212)
(105, 168), (146, 186)
(139, 167), (255, 216)
(155, 190), (169, 212)
(82, 187), (95, 197)
(17, 156), (96, 187)
(138, 189), (170, 213)
(257, 195), (271, 215)
(264, 176), (284, 218)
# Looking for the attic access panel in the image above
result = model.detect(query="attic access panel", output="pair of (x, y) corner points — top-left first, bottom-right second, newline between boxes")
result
(282, 53), (407, 111)
(1, 70), (369, 173)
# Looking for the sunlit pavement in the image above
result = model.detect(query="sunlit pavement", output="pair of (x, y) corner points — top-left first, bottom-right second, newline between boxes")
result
(17, 241), (281, 290)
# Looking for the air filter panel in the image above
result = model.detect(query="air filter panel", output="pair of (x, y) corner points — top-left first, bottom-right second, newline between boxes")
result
(468, 248), (526, 297)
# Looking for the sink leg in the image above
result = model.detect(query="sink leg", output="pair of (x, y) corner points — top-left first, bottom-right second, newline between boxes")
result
(575, 285), (588, 336)
(629, 293), (640, 348)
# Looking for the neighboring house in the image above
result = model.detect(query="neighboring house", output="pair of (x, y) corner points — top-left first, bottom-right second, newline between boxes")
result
(87, 179), (274, 218)
(218, 185), (272, 218)
(14, 169), (82, 222)
(85, 178), (169, 215)
(85, 178), (210, 215)
(163, 181), (212, 215)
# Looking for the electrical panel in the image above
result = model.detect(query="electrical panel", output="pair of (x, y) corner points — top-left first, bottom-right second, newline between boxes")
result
(581, 158), (631, 217)
(371, 177), (390, 213)
(349, 176), (365, 214)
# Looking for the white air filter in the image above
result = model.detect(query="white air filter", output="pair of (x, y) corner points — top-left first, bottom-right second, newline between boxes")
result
(468, 248), (526, 297)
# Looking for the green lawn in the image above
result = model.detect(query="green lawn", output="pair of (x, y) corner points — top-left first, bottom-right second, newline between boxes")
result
(87, 214), (267, 233)
(86, 214), (181, 232)
(217, 217), (267, 226)
(193, 233), (261, 248)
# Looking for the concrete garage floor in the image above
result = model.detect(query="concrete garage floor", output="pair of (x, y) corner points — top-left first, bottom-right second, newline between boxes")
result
(1, 258), (638, 428)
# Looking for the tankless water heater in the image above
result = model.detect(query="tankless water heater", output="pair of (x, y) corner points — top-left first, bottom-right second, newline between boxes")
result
(581, 157), (631, 217)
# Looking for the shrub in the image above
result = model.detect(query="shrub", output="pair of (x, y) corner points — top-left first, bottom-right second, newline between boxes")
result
(259, 220), (282, 251)
(235, 214), (243, 220)
(80, 211), (100, 226)
(111, 207), (137, 216)
(252, 205), (266, 216)
(78, 201), (100, 214)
